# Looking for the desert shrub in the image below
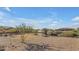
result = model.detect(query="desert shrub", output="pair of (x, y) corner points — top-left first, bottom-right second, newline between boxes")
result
(42, 28), (49, 37)
(16, 23), (33, 34)
(49, 31), (60, 36)
(24, 26), (33, 33)
(73, 29), (79, 37)
(16, 23), (27, 43)
(47, 30), (62, 36)
(50, 32), (58, 36)
(8, 29), (17, 33)
(25, 43), (50, 51)
(58, 31), (78, 37)
(0, 45), (5, 51)
(33, 29), (38, 35)
(16, 23), (34, 43)
(47, 30), (54, 36)
(6, 29), (18, 36)
(16, 23), (27, 34)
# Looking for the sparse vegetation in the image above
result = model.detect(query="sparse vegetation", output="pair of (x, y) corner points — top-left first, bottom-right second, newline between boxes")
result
(16, 24), (25, 43)
(0, 45), (5, 51)
(42, 28), (49, 37)
(33, 29), (38, 35)
(25, 43), (50, 51)
(58, 30), (78, 37)
(0, 24), (79, 51)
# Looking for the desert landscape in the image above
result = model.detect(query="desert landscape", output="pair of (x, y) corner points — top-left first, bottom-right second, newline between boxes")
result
(0, 7), (79, 51)
(0, 24), (79, 51)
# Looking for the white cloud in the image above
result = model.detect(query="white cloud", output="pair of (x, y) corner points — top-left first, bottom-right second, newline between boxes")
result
(69, 23), (79, 28)
(53, 21), (58, 24)
(0, 12), (4, 16)
(0, 10), (62, 29)
(72, 16), (79, 21)
(14, 17), (61, 29)
(73, 22), (79, 25)
(5, 7), (11, 12)
(0, 12), (4, 19)
(70, 16), (79, 28)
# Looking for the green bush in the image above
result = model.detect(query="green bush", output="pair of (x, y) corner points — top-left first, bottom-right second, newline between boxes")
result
(16, 23), (33, 34)
(58, 31), (78, 37)
(42, 28), (49, 37)
(15, 23), (34, 43)
(8, 29), (17, 33)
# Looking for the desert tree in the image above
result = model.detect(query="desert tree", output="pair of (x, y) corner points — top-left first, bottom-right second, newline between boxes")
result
(33, 29), (39, 35)
(15, 23), (33, 43)
(42, 28), (49, 37)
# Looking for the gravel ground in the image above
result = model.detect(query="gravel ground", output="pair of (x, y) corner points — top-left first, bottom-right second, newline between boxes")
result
(0, 34), (79, 51)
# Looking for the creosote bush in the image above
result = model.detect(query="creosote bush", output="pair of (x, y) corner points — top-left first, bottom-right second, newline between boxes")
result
(42, 28), (49, 37)
(58, 31), (78, 37)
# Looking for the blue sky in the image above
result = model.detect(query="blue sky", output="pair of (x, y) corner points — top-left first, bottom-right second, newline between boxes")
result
(0, 7), (79, 29)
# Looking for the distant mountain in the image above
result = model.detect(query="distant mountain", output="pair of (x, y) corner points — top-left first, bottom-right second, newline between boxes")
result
(0, 26), (14, 30)
(55, 28), (74, 31)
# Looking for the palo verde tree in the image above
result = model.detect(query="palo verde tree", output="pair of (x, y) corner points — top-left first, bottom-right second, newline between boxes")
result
(16, 23), (33, 43)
